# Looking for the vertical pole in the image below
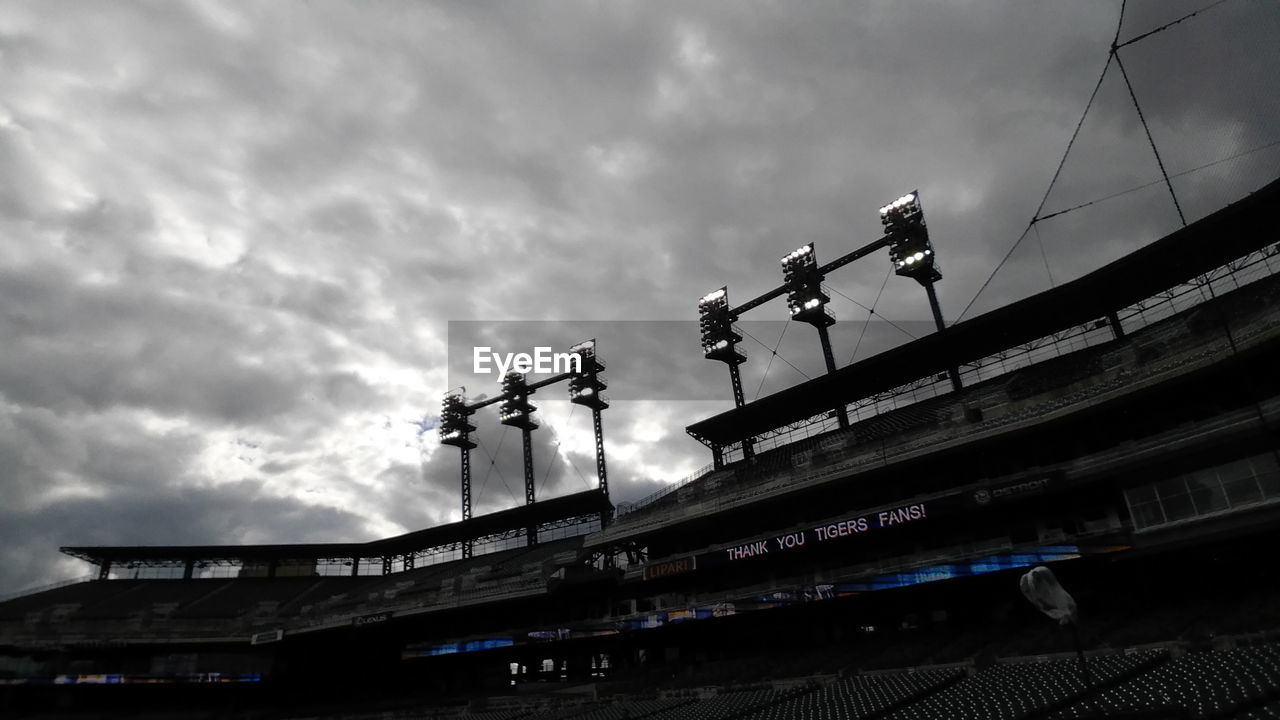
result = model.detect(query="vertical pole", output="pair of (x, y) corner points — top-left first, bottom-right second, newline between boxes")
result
(1071, 621), (1092, 686)
(460, 446), (473, 559)
(816, 324), (850, 428)
(592, 408), (608, 499)
(1107, 310), (1125, 339)
(461, 448), (473, 519)
(727, 363), (746, 408)
(727, 364), (754, 461)
(183, 559), (195, 580)
(924, 281), (962, 392)
(98, 561), (111, 581)
(522, 427), (536, 505)
(593, 407), (610, 530)
(523, 427), (538, 546)
(351, 558), (360, 577)
(816, 324), (838, 375)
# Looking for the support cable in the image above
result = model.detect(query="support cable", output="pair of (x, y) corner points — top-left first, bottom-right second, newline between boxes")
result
(1034, 223), (1056, 287)
(1035, 138), (1280, 223)
(826, 270), (918, 366)
(956, 2), (1126, 323)
(958, 0), (1242, 320)
(538, 405), (592, 496)
(846, 269), (891, 364)
(475, 430), (519, 507)
(829, 282), (918, 343)
(753, 322), (790, 401)
(1113, 50), (1187, 227)
(957, 225), (1033, 324)
(740, 326), (812, 381)
(538, 409), (566, 496)
(1114, 0), (1235, 50)
(473, 434), (499, 505)
(564, 453), (591, 492)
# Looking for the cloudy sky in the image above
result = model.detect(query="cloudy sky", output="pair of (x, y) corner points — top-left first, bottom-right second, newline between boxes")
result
(2, 0), (1277, 591)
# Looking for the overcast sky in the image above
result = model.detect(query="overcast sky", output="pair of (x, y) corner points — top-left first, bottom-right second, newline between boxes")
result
(2, 0), (1277, 592)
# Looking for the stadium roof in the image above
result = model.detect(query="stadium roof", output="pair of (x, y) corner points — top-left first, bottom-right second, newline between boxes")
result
(687, 176), (1280, 447)
(61, 489), (611, 566)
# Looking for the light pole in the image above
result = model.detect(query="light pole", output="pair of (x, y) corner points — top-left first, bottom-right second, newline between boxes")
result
(439, 390), (477, 559)
(782, 243), (848, 428)
(499, 372), (539, 545)
(880, 191), (962, 392)
(567, 339), (610, 528)
(698, 287), (752, 465)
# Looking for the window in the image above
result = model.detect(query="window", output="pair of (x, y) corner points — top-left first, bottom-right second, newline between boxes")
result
(1255, 453), (1280, 498)
(1125, 452), (1280, 531)
(1219, 458), (1263, 506)
(1155, 477), (1195, 522)
(1129, 500), (1165, 530)
(1186, 469), (1229, 514)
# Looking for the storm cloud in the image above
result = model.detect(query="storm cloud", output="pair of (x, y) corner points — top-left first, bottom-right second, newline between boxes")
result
(0, 0), (1276, 592)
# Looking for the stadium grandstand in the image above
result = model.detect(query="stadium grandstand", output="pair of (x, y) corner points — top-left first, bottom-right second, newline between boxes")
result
(3, 170), (1280, 718)
(6, 0), (1280, 711)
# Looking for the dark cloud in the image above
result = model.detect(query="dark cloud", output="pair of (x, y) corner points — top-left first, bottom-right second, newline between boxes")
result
(0, 484), (371, 591)
(0, 402), (375, 591)
(0, 0), (1276, 593)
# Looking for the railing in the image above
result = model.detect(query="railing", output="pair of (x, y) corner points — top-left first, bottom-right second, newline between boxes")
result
(0, 575), (96, 604)
(616, 462), (717, 517)
(745, 242), (1280, 464)
(955, 242), (1280, 397)
(282, 573), (556, 634)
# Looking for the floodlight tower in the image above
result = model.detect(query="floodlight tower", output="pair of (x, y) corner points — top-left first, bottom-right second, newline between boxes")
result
(880, 191), (962, 392)
(698, 287), (747, 407)
(499, 372), (540, 545)
(439, 390), (478, 559)
(567, 339), (611, 526)
(699, 287), (754, 464)
(781, 243), (849, 428)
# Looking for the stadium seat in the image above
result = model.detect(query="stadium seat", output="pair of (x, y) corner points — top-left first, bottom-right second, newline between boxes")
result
(1051, 644), (1280, 719)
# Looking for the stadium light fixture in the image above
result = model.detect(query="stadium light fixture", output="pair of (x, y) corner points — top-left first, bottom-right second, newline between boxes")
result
(880, 191), (941, 285)
(567, 340), (608, 411)
(499, 372), (539, 431)
(780, 242), (846, 426)
(781, 242), (834, 328)
(698, 285), (751, 420)
(439, 390), (476, 450)
(880, 189), (961, 391)
(698, 286), (745, 365)
(498, 370), (541, 515)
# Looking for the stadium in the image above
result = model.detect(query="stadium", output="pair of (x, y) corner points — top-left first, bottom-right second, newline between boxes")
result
(3, 3), (1280, 720)
(5, 173), (1280, 719)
